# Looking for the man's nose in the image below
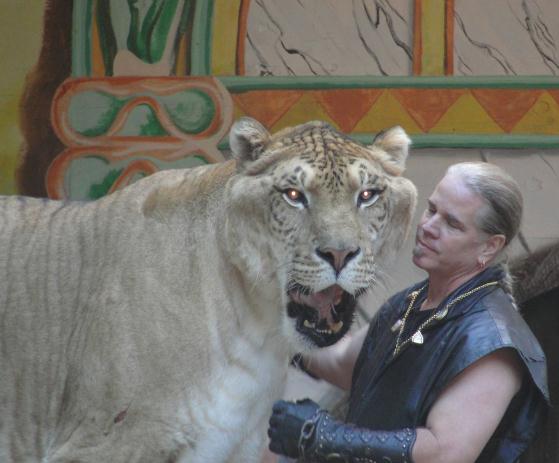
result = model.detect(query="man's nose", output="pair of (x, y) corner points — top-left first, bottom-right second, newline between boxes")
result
(421, 215), (439, 238)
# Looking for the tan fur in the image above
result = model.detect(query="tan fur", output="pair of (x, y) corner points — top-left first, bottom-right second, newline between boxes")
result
(0, 119), (417, 462)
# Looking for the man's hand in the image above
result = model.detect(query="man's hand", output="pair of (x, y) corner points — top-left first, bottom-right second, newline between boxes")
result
(267, 398), (321, 458)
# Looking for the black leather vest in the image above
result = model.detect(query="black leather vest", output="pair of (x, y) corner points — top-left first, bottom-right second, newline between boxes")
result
(347, 266), (549, 463)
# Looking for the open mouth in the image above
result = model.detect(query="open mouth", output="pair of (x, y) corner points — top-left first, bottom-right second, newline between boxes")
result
(286, 282), (358, 347)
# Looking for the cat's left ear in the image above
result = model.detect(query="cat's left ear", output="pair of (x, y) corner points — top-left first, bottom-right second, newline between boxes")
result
(369, 126), (411, 175)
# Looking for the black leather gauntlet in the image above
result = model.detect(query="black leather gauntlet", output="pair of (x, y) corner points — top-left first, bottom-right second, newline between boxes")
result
(269, 399), (416, 463)
(303, 410), (416, 462)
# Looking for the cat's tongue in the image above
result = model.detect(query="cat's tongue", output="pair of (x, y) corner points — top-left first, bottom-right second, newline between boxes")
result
(289, 285), (344, 324)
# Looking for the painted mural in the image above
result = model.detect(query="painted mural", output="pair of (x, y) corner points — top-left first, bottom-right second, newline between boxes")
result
(1, 2), (558, 462)
(7, 0), (559, 200)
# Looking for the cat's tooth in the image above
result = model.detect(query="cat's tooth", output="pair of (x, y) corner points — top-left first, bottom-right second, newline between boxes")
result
(331, 321), (344, 333)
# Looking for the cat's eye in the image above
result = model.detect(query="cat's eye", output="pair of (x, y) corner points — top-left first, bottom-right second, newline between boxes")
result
(358, 189), (382, 207)
(282, 188), (307, 208)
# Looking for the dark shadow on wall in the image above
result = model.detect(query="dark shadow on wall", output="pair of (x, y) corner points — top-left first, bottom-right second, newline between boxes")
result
(17, 0), (72, 197)
(519, 285), (559, 463)
(520, 287), (559, 463)
(514, 243), (559, 463)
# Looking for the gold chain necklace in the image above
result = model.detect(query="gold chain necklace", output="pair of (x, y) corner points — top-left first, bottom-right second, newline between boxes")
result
(392, 281), (499, 357)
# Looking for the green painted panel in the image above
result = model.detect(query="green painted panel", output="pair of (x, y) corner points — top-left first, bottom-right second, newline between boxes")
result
(72, 0), (93, 76)
(219, 76), (559, 92)
(160, 89), (215, 133)
(67, 88), (217, 137)
(65, 154), (210, 200)
(88, 168), (124, 199)
(120, 104), (168, 136)
(126, 0), (182, 63)
(190, 0), (213, 75)
(68, 91), (127, 136)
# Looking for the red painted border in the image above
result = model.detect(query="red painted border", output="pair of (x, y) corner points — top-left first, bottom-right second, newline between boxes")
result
(412, 0), (423, 76)
(235, 0), (251, 76)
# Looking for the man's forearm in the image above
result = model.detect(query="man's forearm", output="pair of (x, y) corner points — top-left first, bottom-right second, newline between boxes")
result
(299, 325), (368, 390)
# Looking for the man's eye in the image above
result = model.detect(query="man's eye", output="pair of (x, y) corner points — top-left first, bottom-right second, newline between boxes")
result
(358, 189), (382, 207)
(282, 188), (307, 208)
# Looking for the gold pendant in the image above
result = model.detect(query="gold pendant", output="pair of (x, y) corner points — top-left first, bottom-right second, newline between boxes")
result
(411, 330), (424, 345)
(391, 319), (403, 333)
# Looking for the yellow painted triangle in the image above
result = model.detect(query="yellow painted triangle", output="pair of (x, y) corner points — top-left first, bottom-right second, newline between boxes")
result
(271, 93), (339, 132)
(353, 91), (422, 134)
(431, 93), (503, 134)
(512, 91), (559, 134)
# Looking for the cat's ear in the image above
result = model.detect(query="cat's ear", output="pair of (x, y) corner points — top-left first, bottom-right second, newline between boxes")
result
(229, 117), (271, 168)
(369, 126), (411, 175)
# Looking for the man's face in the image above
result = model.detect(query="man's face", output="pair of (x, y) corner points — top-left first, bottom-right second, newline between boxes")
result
(412, 172), (487, 276)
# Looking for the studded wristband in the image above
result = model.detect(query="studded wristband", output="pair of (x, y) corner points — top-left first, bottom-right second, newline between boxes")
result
(302, 411), (416, 463)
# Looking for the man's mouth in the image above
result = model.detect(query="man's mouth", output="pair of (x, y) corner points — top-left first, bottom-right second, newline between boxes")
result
(286, 283), (358, 347)
(416, 236), (436, 253)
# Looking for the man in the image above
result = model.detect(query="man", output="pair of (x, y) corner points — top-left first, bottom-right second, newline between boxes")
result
(268, 162), (548, 463)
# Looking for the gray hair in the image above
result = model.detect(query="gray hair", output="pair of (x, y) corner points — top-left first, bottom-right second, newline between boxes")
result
(447, 162), (523, 246)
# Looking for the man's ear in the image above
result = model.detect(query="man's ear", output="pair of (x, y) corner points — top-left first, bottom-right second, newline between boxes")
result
(369, 126), (411, 175)
(481, 234), (507, 262)
(229, 117), (271, 168)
